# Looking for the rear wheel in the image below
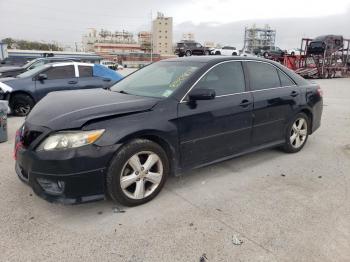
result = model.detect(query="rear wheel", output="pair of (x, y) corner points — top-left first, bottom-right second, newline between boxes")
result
(263, 52), (269, 58)
(10, 93), (35, 116)
(283, 113), (309, 153)
(185, 50), (192, 56)
(106, 139), (169, 206)
(204, 50), (210, 56)
(215, 51), (221, 55)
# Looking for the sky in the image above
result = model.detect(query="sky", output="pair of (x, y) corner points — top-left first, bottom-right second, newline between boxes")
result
(0, 0), (350, 49)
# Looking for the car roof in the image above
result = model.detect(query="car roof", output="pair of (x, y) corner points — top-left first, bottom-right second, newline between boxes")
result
(45, 62), (94, 67)
(163, 55), (267, 63)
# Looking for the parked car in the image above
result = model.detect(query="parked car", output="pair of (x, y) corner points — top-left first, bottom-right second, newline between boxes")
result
(0, 56), (30, 67)
(174, 41), (210, 56)
(287, 48), (303, 56)
(101, 60), (118, 70)
(0, 62), (122, 116)
(212, 46), (238, 56)
(254, 46), (285, 59)
(14, 56), (323, 206)
(307, 35), (344, 55)
(239, 49), (255, 57)
(0, 57), (81, 78)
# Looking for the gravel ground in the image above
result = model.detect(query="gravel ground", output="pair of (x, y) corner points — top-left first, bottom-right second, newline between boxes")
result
(0, 78), (349, 262)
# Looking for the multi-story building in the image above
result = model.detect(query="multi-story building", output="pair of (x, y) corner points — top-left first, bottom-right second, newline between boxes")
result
(152, 12), (173, 55)
(243, 24), (276, 52)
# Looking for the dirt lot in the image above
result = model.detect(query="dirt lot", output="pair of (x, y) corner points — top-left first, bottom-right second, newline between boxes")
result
(0, 78), (349, 262)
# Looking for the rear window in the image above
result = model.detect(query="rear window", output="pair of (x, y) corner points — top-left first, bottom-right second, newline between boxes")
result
(278, 70), (295, 87)
(246, 62), (280, 90)
(79, 66), (93, 77)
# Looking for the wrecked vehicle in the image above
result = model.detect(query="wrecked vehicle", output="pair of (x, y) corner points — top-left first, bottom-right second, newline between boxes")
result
(14, 56), (323, 206)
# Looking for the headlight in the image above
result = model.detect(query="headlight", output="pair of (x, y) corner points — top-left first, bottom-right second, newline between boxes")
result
(37, 129), (105, 151)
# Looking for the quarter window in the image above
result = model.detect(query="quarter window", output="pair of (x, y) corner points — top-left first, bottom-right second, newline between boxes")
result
(246, 62), (280, 90)
(44, 65), (75, 80)
(79, 66), (93, 77)
(278, 70), (295, 86)
(194, 62), (245, 96)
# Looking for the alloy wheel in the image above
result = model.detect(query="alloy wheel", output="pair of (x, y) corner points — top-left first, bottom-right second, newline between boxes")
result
(290, 118), (308, 148)
(120, 151), (163, 200)
(15, 104), (31, 116)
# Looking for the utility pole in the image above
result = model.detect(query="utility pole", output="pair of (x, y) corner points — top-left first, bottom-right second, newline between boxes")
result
(150, 10), (153, 63)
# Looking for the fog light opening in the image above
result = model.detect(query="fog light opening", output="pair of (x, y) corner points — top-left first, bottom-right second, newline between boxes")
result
(37, 178), (65, 196)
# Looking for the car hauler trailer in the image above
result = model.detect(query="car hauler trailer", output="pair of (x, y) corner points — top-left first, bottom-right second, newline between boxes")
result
(283, 37), (350, 79)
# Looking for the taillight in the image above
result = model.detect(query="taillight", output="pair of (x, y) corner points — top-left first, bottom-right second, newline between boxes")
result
(316, 86), (323, 97)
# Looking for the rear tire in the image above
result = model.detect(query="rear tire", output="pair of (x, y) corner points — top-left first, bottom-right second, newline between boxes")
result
(215, 51), (221, 55)
(263, 52), (269, 58)
(10, 93), (35, 116)
(185, 50), (192, 56)
(282, 113), (309, 153)
(106, 139), (169, 206)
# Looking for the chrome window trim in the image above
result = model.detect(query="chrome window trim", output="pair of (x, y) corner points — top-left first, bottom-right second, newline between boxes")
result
(179, 59), (297, 103)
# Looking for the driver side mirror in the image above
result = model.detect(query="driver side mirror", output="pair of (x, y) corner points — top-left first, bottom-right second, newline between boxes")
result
(37, 73), (47, 81)
(188, 88), (216, 101)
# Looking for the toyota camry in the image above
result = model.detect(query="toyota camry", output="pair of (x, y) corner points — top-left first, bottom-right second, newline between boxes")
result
(14, 56), (323, 206)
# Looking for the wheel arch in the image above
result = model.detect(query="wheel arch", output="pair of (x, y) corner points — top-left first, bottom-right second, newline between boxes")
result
(299, 108), (313, 134)
(118, 130), (178, 176)
(9, 90), (36, 105)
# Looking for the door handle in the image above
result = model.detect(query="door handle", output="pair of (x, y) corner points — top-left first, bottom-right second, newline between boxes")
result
(290, 91), (299, 97)
(239, 99), (251, 107)
(68, 80), (77, 84)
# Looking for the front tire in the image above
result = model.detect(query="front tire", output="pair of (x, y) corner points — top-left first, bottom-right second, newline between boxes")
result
(185, 50), (192, 56)
(10, 93), (35, 116)
(106, 139), (169, 206)
(283, 113), (309, 153)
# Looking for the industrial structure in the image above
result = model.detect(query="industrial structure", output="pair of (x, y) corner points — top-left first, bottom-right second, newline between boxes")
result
(243, 24), (276, 52)
(82, 28), (136, 52)
(152, 12), (173, 55)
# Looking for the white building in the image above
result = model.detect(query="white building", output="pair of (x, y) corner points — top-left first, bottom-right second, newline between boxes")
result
(152, 12), (173, 55)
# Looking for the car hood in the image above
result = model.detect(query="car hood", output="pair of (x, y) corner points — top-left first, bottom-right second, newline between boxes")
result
(26, 89), (160, 130)
(0, 66), (23, 73)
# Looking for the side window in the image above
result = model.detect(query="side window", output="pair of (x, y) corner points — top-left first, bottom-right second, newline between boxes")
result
(44, 65), (75, 80)
(194, 62), (245, 96)
(246, 62), (280, 90)
(79, 66), (93, 77)
(278, 70), (295, 87)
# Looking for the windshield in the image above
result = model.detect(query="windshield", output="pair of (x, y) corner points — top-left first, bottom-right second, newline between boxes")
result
(22, 59), (39, 69)
(111, 61), (202, 98)
(17, 64), (49, 78)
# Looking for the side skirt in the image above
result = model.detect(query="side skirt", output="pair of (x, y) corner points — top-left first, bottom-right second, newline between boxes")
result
(176, 140), (285, 176)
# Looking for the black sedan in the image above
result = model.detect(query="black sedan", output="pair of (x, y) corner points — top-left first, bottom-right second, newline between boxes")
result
(14, 56), (323, 206)
(0, 62), (122, 116)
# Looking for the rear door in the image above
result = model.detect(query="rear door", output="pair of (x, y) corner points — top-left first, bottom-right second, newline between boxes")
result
(34, 64), (77, 101)
(76, 65), (109, 90)
(178, 61), (253, 168)
(245, 61), (300, 146)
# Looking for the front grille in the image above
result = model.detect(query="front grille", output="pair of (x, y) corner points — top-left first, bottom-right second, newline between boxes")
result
(21, 128), (43, 148)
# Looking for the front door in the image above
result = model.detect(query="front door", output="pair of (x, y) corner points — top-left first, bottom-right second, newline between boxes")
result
(178, 61), (253, 168)
(34, 65), (77, 101)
